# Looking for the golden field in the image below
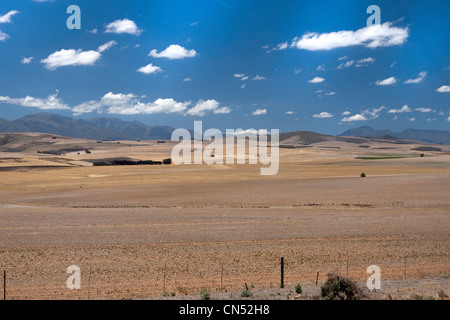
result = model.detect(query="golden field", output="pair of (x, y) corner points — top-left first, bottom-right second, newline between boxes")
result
(0, 132), (449, 299)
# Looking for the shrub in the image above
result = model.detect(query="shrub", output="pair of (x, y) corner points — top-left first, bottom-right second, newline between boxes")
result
(163, 158), (172, 165)
(241, 289), (252, 298)
(295, 283), (303, 294)
(360, 172), (366, 177)
(320, 273), (364, 300)
(200, 288), (211, 300)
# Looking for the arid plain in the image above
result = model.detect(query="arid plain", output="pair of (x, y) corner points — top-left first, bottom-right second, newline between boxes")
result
(0, 132), (449, 300)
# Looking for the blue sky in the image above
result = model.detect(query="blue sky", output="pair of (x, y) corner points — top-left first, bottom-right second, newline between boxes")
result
(0, 0), (449, 135)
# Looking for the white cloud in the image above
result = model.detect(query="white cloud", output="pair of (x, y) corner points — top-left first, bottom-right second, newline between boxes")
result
(392, 115), (398, 120)
(357, 57), (375, 64)
(137, 63), (162, 74)
(338, 56), (348, 60)
(316, 65), (325, 71)
(341, 114), (368, 122)
(313, 112), (333, 118)
(447, 116), (450, 122)
(241, 84), (246, 89)
(415, 107), (432, 113)
(97, 40), (118, 53)
(105, 19), (142, 35)
(0, 30), (9, 41)
(294, 68), (302, 74)
(21, 57), (33, 64)
(252, 109), (267, 116)
(286, 111), (295, 115)
(426, 118), (436, 122)
(375, 76), (397, 86)
(89, 28), (98, 34)
(186, 99), (230, 116)
(292, 22), (408, 51)
(436, 85), (450, 93)
(337, 60), (354, 69)
(252, 75), (267, 81)
(149, 44), (197, 60)
(240, 76), (249, 81)
(308, 77), (325, 83)
(277, 42), (288, 50)
(408, 117), (415, 122)
(0, 92), (70, 110)
(234, 73), (246, 78)
(72, 92), (190, 116)
(72, 93), (229, 117)
(190, 21), (199, 26)
(404, 71), (427, 84)
(363, 106), (385, 119)
(183, 78), (191, 82)
(342, 111), (351, 116)
(388, 105), (411, 113)
(355, 57), (376, 67)
(41, 49), (101, 70)
(325, 92), (336, 96)
(0, 10), (19, 23)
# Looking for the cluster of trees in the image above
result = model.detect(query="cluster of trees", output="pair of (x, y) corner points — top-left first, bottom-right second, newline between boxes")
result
(94, 158), (172, 166)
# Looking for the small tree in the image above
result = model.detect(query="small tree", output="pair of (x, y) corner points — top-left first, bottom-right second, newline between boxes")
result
(163, 158), (172, 165)
(360, 172), (366, 177)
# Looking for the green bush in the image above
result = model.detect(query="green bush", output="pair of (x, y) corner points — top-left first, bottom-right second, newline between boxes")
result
(241, 289), (252, 298)
(360, 172), (366, 177)
(320, 273), (364, 300)
(295, 283), (303, 294)
(200, 288), (211, 300)
(163, 158), (172, 165)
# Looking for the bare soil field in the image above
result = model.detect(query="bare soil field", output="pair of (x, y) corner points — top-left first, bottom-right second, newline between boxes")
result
(0, 133), (449, 300)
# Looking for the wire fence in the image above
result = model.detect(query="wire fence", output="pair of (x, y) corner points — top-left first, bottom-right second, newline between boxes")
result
(1, 251), (449, 300)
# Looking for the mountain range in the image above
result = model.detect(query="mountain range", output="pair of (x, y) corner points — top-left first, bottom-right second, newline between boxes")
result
(339, 126), (450, 145)
(0, 113), (174, 141)
(0, 113), (449, 144)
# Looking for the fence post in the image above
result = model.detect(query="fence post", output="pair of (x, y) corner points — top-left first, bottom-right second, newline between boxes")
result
(316, 271), (319, 286)
(280, 257), (284, 288)
(3, 270), (5, 300)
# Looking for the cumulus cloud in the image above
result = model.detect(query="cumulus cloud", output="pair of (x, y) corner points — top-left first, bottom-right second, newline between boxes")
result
(341, 106), (385, 122)
(341, 114), (368, 122)
(234, 73), (246, 78)
(375, 76), (397, 86)
(105, 19), (142, 35)
(186, 99), (230, 116)
(0, 92), (70, 110)
(72, 93), (229, 117)
(252, 109), (267, 116)
(404, 71), (427, 84)
(436, 85), (450, 93)
(41, 41), (118, 70)
(149, 44), (197, 60)
(41, 49), (101, 70)
(388, 105), (411, 113)
(313, 112), (333, 118)
(286, 111), (295, 115)
(137, 63), (162, 74)
(308, 77), (325, 83)
(292, 22), (408, 51)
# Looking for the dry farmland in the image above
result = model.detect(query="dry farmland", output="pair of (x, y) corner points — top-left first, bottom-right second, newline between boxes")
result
(0, 133), (449, 300)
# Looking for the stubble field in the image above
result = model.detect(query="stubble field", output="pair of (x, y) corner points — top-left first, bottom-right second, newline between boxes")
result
(0, 133), (449, 300)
